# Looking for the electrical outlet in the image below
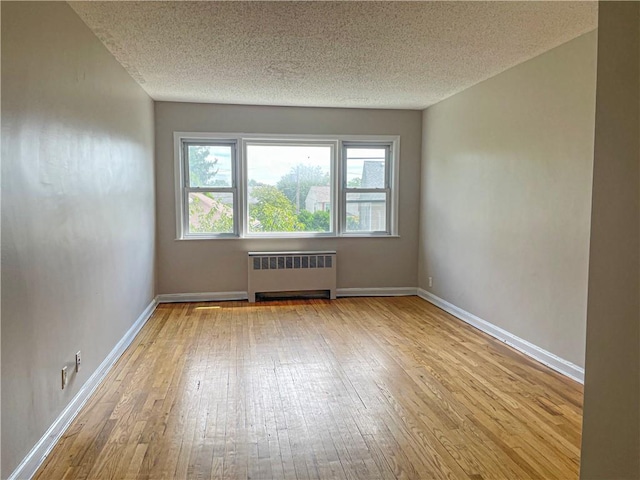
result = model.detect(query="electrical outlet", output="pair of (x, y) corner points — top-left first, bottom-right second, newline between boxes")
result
(428, 277), (433, 288)
(61, 366), (68, 390)
(75, 351), (82, 373)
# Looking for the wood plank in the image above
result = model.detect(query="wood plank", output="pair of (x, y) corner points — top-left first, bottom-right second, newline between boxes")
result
(34, 297), (583, 480)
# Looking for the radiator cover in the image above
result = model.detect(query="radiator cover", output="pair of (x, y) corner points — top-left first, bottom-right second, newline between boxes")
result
(247, 251), (337, 302)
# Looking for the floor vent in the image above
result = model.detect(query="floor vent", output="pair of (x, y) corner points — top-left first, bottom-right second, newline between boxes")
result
(248, 251), (337, 303)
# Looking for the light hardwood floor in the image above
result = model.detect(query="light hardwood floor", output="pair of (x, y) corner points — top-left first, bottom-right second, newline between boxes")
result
(34, 297), (583, 480)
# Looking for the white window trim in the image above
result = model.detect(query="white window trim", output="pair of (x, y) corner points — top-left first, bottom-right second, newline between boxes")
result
(174, 132), (400, 240)
(241, 138), (339, 237)
(342, 141), (394, 236)
(174, 132), (243, 239)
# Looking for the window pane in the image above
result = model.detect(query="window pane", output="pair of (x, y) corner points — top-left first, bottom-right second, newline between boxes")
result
(345, 147), (386, 188)
(188, 192), (234, 234)
(346, 192), (387, 232)
(188, 144), (233, 188)
(246, 144), (332, 233)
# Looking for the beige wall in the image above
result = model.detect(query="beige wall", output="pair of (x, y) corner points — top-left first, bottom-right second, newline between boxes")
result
(155, 103), (421, 294)
(1, 2), (156, 477)
(419, 31), (597, 367)
(580, 3), (640, 478)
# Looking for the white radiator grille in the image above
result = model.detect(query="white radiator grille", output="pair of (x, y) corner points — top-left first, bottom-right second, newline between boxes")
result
(252, 254), (333, 271)
(248, 251), (337, 302)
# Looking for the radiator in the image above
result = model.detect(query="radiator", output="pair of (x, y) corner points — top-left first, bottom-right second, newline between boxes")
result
(247, 251), (337, 303)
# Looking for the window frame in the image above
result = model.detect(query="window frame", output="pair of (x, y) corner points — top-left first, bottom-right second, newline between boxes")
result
(341, 142), (393, 236)
(242, 138), (338, 237)
(174, 132), (400, 240)
(175, 133), (242, 239)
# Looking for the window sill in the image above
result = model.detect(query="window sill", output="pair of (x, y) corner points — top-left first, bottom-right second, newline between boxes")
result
(175, 234), (401, 241)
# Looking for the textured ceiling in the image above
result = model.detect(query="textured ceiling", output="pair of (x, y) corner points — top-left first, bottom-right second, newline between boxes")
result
(70, 1), (597, 109)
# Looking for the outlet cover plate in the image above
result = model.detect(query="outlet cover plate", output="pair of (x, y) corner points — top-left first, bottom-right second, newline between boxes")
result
(75, 351), (81, 373)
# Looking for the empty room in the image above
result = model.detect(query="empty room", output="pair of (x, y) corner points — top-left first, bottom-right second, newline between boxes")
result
(2, 1), (639, 479)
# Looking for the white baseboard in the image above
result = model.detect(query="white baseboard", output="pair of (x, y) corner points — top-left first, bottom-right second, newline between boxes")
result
(156, 291), (248, 303)
(8, 298), (159, 480)
(156, 289), (417, 302)
(416, 289), (584, 384)
(337, 287), (418, 297)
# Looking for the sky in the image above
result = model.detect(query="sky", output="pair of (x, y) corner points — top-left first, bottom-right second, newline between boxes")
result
(247, 145), (331, 185)
(198, 145), (384, 186)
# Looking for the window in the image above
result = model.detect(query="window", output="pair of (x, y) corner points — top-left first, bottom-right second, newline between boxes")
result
(175, 133), (399, 239)
(245, 142), (335, 235)
(180, 140), (238, 237)
(343, 144), (390, 233)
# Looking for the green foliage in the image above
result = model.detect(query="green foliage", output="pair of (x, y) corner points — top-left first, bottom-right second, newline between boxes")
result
(276, 164), (329, 212)
(298, 210), (330, 232)
(189, 195), (234, 234)
(347, 177), (362, 187)
(249, 185), (303, 232)
(188, 146), (219, 187)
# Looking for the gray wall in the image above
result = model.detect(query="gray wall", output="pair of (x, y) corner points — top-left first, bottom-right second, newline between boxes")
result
(419, 31), (597, 367)
(580, 2), (640, 478)
(155, 103), (421, 294)
(1, 2), (156, 477)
